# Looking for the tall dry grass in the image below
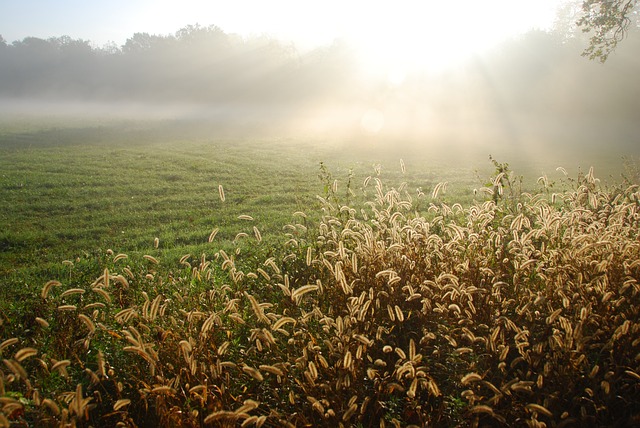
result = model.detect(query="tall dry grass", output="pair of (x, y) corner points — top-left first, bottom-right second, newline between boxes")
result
(1, 165), (639, 427)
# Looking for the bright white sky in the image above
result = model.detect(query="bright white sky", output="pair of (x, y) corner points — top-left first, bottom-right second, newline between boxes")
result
(1, 0), (567, 71)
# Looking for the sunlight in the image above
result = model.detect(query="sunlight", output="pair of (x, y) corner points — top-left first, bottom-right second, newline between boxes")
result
(340, 0), (559, 77)
(121, 0), (560, 81)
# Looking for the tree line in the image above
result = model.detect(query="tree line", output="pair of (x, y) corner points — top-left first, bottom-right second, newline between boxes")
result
(0, 25), (360, 104)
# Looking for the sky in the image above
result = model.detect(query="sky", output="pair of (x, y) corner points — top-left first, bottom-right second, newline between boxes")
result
(1, 0), (567, 71)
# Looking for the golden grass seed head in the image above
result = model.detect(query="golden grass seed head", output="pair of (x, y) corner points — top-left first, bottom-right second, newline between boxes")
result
(317, 354), (329, 369)
(77, 314), (96, 334)
(461, 372), (482, 386)
(342, 403), (358, 422)
(113, 253), (128, 263)
(259, 364), (285, 377)
(394, 305), (404, 322)
(253, 226), (262, 243)
(468, 404), (495, 416)
(525, 403), (553, 418)
(14, 347), (38, 362)
(41, 398), (60, 416)
(236, 399), (260, 414)
(113, 399), (131, 411)
(41, 280), (62, 299)
(0, 338), (19, 352)
(143, 254), (159, 264)
(242, 365), (264, 382)
(394, 347), (407, 360)
(624, 370), (640, 381)
(34, 317), (50, 328)
(59, 288), (86, 299)
(343, 350), (353, 370)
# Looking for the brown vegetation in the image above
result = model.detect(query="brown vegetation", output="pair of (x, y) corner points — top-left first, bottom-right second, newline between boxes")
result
(1, 166), (639, 427)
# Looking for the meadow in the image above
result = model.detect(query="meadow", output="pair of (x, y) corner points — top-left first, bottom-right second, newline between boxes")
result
(0, 117), (505, 309)
(0, 118), (639, 427)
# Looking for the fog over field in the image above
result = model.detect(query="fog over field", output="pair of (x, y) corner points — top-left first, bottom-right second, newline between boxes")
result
(1, 22), (639, 162)
(4, 4), (640, 427)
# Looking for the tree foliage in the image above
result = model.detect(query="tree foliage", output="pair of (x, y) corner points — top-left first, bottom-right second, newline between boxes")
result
(577, 0), (639, 61)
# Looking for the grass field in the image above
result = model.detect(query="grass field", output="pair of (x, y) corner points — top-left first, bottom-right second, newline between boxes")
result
(0, 121), (462, 281)
(1, 117), (638, 427)
(0, 117), (632, 331)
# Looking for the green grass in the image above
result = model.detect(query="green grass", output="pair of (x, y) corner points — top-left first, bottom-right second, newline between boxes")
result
(0, 118), (632, 323)
(1, 117), (639, 427)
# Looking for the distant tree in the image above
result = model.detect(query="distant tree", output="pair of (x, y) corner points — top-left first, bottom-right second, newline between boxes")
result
(577, 0), (639, 61)
(0, 35), (6, 48)
(11, 37), (52, 52)
(122, 32), (172, 53)
(98, 41), (120, 55)
(175, 24), (226, 44)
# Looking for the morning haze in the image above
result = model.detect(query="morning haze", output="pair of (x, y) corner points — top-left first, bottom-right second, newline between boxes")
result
(1, 21), (639, 160)
(3, 2), (640, 427)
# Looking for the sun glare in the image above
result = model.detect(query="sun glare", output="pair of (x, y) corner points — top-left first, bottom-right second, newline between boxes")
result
(123, 0), (559, 82)
(339, 0), (559, 79)
(116, 0), (560, 138)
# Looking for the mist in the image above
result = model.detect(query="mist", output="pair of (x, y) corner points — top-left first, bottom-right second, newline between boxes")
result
(1, 24), (639, 160)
